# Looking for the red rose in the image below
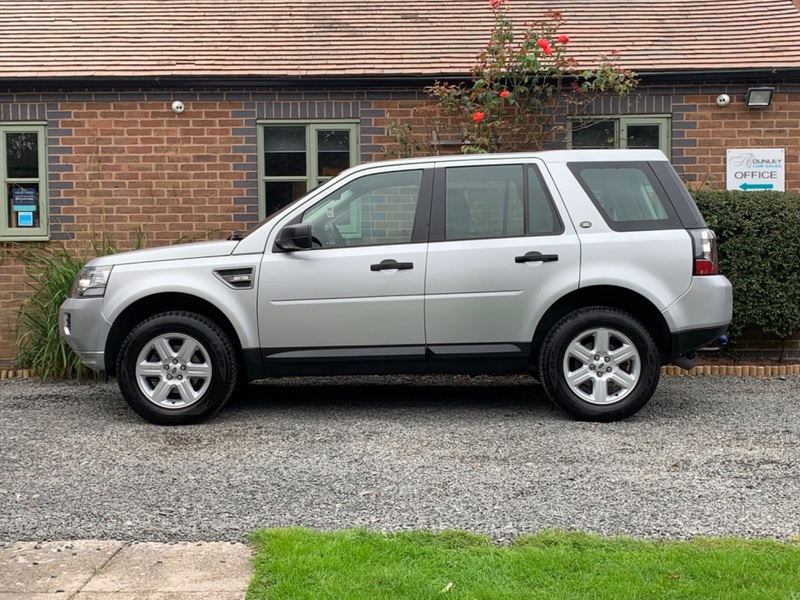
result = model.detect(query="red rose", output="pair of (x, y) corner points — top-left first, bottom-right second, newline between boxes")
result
(489, 0), (502, 8)
(473, 111), (485, 123)
(537, 38), (553, 55)
(557, 34), (570, 44)
(499, 90), (509, 98)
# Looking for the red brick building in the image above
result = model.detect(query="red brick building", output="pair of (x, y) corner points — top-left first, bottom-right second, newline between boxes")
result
(1, 0), (800, 364)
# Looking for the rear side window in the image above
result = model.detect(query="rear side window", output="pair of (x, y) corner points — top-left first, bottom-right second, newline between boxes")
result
(569, 162), (681, 231)
(443, 164), (562, 240)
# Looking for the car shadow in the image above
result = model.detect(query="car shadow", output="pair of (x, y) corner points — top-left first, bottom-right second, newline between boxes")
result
(223, 375), (559, 417)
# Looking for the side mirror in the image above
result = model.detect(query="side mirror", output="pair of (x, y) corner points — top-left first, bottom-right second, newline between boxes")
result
(275, 223), (313, 251)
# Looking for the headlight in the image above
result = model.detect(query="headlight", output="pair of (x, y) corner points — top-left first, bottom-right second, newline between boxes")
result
(70, 266), (113, 298)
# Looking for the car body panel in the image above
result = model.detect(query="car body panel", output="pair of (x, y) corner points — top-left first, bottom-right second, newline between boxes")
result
(576, 229), (694, 311)
(87, 239), (239, 267)
(59, 297), (110, 370)
(424, 235), (580, 347)
(663, 274), (733, 333)
(257, 243), (427, 352)
(101, 254), (262, 349)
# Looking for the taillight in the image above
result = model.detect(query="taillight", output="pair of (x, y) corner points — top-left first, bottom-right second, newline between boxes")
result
(689, 229), (718, 276)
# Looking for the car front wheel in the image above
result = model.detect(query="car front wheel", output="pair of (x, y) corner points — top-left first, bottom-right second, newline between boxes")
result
(539, 307), (660, 422)
(116, 311), (238, 425)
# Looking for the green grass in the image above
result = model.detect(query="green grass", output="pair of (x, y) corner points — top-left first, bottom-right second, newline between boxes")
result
(248, 528), (800, 599)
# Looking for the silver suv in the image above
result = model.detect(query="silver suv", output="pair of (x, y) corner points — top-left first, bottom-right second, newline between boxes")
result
(60, 150), (732, 425)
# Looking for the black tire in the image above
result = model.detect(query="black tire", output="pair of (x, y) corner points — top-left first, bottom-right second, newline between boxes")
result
(116, 311), (238, 425)
(538, 307), (660, 422)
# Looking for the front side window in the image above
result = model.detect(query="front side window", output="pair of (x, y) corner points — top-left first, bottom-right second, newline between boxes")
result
(0, 124), (48, 240)
(302, 169), (423, 248)
(259, 121), (358, 219)
(569, 116), (671, 156)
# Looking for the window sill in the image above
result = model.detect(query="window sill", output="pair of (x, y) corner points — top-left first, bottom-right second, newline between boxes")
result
(0, 234), (51, 243)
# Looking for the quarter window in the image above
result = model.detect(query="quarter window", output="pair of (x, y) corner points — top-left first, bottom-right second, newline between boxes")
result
(0, 124), (48, 240)
(569, 162), (680, 231)
(259, 121), (359, 218)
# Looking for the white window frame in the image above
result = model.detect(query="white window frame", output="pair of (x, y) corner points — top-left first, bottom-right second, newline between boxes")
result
(0, 123), (49, 241)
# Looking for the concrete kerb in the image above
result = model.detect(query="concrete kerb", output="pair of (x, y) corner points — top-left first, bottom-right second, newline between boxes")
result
(0, 540), (253, 599)
(660, 363), (800, 377)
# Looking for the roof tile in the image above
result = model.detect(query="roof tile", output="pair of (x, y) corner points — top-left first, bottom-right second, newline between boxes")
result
(0, 0), (798, 78)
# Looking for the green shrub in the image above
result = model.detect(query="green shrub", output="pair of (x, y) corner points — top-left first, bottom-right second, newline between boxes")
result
(10, 229), (145, 379)
(693, 190), (800, 356)
(11, 244), (93, 379)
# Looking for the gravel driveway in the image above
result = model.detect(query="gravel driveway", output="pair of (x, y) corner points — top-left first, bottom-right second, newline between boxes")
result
(1, 374), (798, 543)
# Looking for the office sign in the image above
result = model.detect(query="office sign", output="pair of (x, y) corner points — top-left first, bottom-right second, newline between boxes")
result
(726, 148), (785, 191)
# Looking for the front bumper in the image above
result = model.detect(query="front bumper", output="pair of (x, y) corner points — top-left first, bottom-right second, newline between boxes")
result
(59, 298), (111, 372)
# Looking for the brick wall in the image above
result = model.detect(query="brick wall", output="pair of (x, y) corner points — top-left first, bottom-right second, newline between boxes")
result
(737, 325), (800, 359)
(50, 98), (255, 246)
(670, 85), (800, 190)
(0, 255), (30, 364)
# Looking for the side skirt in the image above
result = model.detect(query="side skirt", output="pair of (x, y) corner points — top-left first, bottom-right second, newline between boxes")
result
(243, 343), (532, 379)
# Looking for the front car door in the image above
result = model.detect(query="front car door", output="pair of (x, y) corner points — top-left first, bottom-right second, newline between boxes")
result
(424, 159), (581, 372)
(257, 165), (432, 375)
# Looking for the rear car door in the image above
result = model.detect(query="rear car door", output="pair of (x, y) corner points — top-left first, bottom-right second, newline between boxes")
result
(424, 159), (581, 371)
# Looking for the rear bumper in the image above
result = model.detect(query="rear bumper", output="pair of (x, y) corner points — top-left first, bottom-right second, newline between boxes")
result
(663, 275), (732, 352)
(670, 324), (729, 357)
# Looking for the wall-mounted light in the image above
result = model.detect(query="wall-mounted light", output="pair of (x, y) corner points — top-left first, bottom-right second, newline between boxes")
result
(745, 87), (774, 108)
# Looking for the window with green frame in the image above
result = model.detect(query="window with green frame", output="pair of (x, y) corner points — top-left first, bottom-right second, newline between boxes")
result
(258, 121), (359, 219)
(0, 123), (49, 240)
(568, 116), (671, 156)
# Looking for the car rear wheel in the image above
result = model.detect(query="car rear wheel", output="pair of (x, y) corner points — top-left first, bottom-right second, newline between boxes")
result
(539, 307), (660, 421)
(116, 311), (238, 425)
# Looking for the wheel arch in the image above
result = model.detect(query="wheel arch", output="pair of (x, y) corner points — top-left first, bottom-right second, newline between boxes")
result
(530, 285), (670, 368)
(104, 292), (244, 378)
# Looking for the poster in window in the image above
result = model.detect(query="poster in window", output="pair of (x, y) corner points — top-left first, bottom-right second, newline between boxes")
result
(12, 187), (38, 227)
(12, 187), (38, 211)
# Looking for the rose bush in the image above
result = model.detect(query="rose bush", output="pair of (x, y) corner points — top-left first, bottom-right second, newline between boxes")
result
(386, 0), (638, 155)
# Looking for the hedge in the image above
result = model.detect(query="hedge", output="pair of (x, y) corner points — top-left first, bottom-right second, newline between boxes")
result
(692, 190), (800, 354)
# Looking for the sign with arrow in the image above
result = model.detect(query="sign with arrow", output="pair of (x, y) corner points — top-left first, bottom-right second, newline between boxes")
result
(726, 148), (784, 191)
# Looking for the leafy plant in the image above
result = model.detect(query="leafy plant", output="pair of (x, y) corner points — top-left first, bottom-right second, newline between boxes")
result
(694, 190), (800, 358)
(11, 244), (93, 378)
(385, 1), (638, 156)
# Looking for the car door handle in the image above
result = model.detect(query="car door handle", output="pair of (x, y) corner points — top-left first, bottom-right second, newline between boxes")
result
(515, 251), (559, 263)
(370, 259), (414, 271)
